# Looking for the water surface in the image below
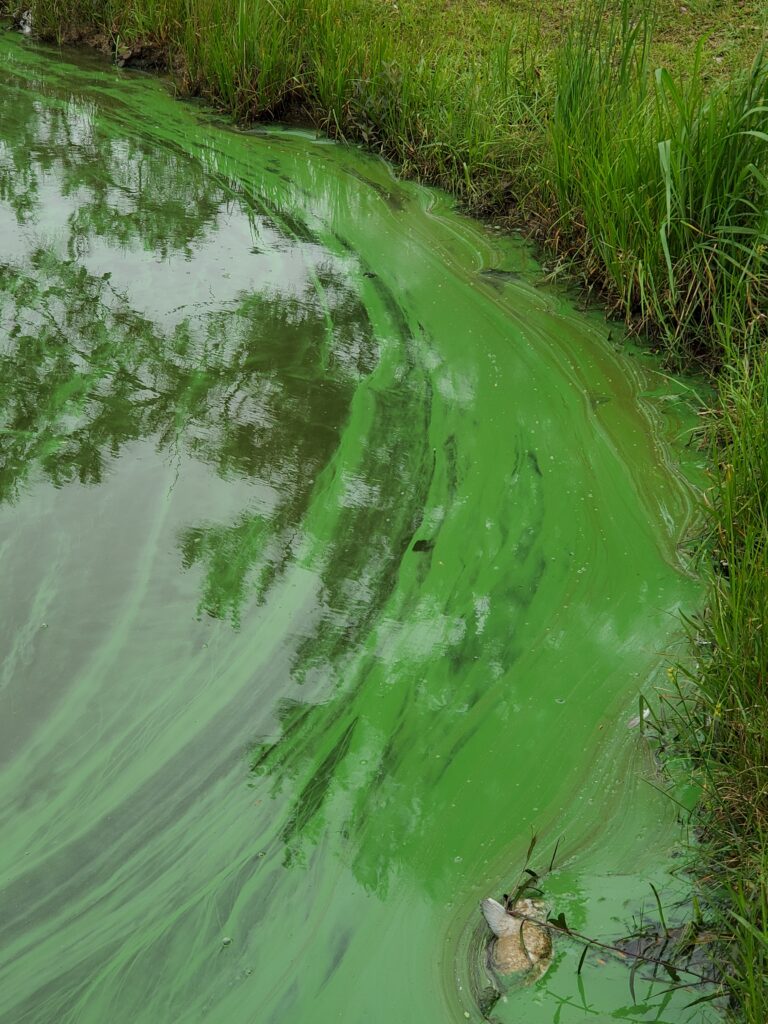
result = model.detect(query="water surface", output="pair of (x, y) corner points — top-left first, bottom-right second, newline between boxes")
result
(0, 33), (713, 1024)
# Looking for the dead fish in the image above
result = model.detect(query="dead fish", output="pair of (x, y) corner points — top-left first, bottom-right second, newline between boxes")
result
(480, 897), (552, 977)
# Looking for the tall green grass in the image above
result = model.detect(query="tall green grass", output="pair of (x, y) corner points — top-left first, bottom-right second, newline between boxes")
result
(674, 349), (768, 1019)
(1, 0), (767, 1016)
(548, 1), (768, 363)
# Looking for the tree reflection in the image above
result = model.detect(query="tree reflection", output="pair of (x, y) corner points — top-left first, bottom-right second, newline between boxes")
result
(0, 65), (228, 253)
(0, 47), (449, 891)
(3, 230), (387, 617)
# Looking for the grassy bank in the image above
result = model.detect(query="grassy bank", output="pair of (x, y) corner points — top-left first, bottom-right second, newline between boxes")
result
(668, 350), (768, 1021)
(1, 0), (766, 1017)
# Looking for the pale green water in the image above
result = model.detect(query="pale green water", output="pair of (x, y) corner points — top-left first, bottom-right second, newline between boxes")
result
(0, 32), (714, 1024)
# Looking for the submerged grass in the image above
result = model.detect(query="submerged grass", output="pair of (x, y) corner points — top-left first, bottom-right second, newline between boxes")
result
(0, 0), (766, 1017)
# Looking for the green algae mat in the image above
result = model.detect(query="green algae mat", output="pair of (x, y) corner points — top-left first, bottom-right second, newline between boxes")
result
(0, 32), (716, 1024)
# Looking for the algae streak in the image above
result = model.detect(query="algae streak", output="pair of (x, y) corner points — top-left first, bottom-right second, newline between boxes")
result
(0, 33), (712, 1024)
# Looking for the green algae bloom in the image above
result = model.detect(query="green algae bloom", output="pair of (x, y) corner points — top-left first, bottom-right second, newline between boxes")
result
(0, 33), (715, 1024)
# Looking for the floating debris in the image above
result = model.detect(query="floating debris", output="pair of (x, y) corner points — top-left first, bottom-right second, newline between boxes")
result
(480, 897), (552, 977)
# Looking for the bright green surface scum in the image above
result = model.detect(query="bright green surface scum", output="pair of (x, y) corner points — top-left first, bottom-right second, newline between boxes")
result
(0, 32), (713, 1024)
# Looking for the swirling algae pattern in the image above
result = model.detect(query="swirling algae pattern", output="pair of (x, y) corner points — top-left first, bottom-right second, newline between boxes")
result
(0, 34), (715, 1024)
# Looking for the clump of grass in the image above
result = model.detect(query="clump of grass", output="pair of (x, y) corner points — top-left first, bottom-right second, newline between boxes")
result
(547, 0), (768, 364)
(672, 347), (768, 1019)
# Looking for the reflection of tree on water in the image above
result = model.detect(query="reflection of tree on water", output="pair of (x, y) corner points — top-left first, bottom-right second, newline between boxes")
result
(0, 67), (505, 888)
(0, 53), (474, 892)
(0, 67), (228, 253)
(250, 444), (546, 894)
(1, 41), (414, 632)
(0, 235), (452, 895)
(0, 237), (451, 893)
(0, 244), (380, 623)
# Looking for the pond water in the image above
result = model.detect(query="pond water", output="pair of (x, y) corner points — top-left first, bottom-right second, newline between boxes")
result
(0, 32), (716, 1024)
